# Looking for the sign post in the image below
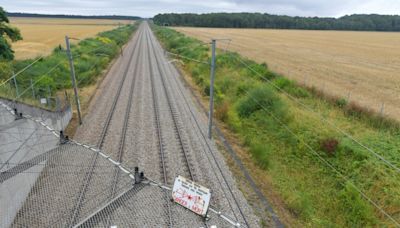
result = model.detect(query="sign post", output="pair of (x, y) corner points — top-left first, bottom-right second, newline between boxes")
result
(172, 176), (211, 217)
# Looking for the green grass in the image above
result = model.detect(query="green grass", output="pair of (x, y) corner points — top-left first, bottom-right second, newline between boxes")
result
(152, 24), (400, 227)
(0, 23), (138, 108)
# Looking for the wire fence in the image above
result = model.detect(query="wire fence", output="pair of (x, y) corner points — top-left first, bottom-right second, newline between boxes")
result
(0, 89), (243, 227)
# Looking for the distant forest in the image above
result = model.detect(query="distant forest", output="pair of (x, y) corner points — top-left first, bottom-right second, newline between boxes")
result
(7, 12), (141, 20)
(153, 13), (400, 31)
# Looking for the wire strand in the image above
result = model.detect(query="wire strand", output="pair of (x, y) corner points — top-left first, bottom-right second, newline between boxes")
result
(241, 87), (400, 226)
(225, 50), (400, 174)
(0, 57), (43, 88)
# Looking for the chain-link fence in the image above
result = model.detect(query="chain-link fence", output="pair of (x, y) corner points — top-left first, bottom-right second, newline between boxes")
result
(0, 102), (242, 227)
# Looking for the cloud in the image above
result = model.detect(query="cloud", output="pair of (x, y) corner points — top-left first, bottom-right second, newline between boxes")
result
(0, 0), (399, 18)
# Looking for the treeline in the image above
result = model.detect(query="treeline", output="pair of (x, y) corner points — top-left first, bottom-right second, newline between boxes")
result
(153, 13), (400, 31)
(7, 12), (141, 20)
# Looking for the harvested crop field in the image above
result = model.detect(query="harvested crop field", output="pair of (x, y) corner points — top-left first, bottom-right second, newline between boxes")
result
(174, 27), (400, 121)
(9, 17), (133, 60)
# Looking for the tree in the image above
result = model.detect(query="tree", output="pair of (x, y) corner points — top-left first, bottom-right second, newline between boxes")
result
(0, 7), (22, 60)
(153, 13), (400, 32)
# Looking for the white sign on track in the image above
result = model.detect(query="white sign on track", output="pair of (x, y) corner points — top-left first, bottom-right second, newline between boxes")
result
(172, 176), (211, 216)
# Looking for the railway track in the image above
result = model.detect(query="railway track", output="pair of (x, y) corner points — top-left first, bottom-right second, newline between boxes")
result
(67, 26), (144, 227)
(147, 28), (195, 182)
(104, 27), (143, 227)
(147, 25), (251, 227)
(146, 29), (173, 227)
(147, 24), (237, 228)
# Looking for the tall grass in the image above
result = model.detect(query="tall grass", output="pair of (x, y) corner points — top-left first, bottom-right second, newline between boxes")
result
(153, 24), (400, 227)
(0, 23), (138, 107)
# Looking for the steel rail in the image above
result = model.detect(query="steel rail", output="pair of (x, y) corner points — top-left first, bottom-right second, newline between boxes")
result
(146, 23), (210, 228)
(104, 26), (144, 227)
(67, 26), (144, 227)
(145, 28), (173, 228)
(147, 26), (252, 227)
(148, 31), (195, 181)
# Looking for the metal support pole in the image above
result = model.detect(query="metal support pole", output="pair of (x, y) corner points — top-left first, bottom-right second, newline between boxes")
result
(208, 39), (216, 139)
(30, 78), (35, 98)
(12, 71), (19, 98)
(47, 85), (51, 107)
(65, 36), (83, 125)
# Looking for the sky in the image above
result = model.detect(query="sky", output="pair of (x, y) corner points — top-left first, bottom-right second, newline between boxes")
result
(0, 0), (399, 18)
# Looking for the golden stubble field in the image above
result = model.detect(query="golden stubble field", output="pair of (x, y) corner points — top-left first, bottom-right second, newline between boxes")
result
(9, 17), (133, 60)
(174, 27), (400, 121)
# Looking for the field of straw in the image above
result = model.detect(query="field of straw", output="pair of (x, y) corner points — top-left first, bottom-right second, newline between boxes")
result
(174, 27), (400, 121)
(9, 17), (133, 60)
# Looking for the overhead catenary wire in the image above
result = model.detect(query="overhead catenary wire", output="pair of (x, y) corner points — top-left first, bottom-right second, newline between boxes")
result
(0, 57), (43, 88)
(223, 49), (400, 174)
(166, 51), (210, 65)
(5, 62), (63, 104)
(161, 29), (398, 225)
(240, 87), (400, 227)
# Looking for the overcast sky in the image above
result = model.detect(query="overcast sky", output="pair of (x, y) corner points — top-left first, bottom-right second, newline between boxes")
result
(0, 0), (399, 18)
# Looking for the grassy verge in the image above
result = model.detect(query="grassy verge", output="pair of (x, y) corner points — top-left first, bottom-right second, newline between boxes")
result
(152, 24), (400, 227)
(0, 22), (138, 110)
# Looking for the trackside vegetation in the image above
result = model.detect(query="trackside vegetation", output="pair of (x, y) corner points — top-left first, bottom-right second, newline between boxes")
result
(152, 25), (400, 227)
(0, 22), (138, 107)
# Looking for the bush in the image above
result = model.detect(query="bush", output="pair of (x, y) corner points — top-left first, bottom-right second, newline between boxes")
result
(236, 85), (286, 119)
(336, 98), (348, 108)
(215, 100), (230, 122)
(249, 141), (271, 169)
(0, 61), (12, 81)
(274, 77), (310, 98)
(338, 182), (377, 227)
(320, 138), (339, 156)
(287, 191), (315, 220)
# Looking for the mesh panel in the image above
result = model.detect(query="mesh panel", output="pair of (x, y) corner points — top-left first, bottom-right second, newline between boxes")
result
(4, 144), (132, 227)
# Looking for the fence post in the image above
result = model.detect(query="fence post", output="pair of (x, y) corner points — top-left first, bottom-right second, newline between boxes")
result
(30, 78), (35, 99)
(47, 86), (52, 107)
(12, 71), (19, 98)
(380, 102), (385, 116)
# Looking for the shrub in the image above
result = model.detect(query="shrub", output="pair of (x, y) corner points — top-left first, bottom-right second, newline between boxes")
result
(274, 77), (293, 89)
(0, 61), (12, 81)
(287, 191), (315, 220)
(236, 85), (286, 119)
(286, 86), (310, 98)
(273, 77), (310, 98)
(249, 141), (271, 169)
(338, 182), (377, 227)
(336, 98), (348, 108)
(215, 100), (230, 122)
(320, 138), (339, 156)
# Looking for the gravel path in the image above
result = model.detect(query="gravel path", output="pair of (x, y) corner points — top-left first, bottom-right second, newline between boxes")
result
(12, 22), (261, 227)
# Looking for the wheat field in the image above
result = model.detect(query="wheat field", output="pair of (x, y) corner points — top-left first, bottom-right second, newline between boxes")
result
(174, 27), (400, 121)
(9, 17), (133, 60)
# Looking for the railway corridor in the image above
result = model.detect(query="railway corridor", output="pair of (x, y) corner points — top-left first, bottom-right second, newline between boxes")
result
(12, 21), (260, 227)
(12, 22), (260, 227)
